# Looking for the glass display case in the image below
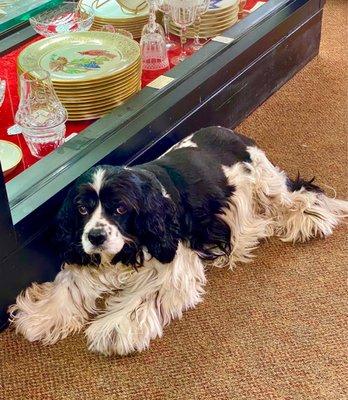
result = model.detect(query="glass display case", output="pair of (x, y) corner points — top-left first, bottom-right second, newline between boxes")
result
(0, 0), (325, 328)
(0, 0), (63, 35)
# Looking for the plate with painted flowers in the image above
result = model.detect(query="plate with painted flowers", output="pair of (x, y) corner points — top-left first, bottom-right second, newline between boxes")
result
(18, 31), (140, 83)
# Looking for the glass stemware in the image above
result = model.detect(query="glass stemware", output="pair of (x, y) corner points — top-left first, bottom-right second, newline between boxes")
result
(154, 0), (179, 51)
(146, 0), (159, 32)
(142, 0), (165, 36)
(140, 0), (169, 71)
(187, 0), (210, 53)
(167, 0), (200, 65)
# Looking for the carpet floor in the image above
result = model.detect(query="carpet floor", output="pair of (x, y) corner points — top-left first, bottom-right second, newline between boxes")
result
(0, 1), (347, 399)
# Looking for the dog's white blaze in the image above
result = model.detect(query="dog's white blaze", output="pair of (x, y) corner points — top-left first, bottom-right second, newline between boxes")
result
(91, 168), (105, 194)
(82, 203), (126, 255)
(85, 242), (206, 356)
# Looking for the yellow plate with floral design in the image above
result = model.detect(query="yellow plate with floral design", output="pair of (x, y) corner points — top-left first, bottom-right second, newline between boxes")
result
(18, 32), (140, 84)
(56, 81), (141, 103)
(67, 90), (140, 120)
(53, 70), (141, 94)
(56, 75), (141, 97)
(17, 59), (141, 88)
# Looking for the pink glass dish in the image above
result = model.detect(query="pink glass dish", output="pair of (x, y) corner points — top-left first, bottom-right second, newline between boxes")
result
(29, 2), (94, 37)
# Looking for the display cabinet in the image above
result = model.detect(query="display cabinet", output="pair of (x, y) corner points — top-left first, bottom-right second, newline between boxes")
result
(0, 0), (325, 329)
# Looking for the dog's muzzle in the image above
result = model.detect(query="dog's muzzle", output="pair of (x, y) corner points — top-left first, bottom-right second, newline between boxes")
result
(88, 228), (107, 247)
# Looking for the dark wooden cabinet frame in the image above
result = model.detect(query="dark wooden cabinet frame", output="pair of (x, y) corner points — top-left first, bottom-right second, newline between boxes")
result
(0, 0), (325, 329)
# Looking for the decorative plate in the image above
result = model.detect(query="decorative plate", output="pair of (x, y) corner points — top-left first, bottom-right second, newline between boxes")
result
(85, 0), (148, 20)
(205, 4), (239, 18)
(18, 31), (140, 83)
(0, 140), (22, 176)
(116, 0), (147, 14)
(208, 0), (239, 11)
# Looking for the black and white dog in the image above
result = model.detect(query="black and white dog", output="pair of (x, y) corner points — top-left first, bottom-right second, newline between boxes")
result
(9, 127), (347, 356)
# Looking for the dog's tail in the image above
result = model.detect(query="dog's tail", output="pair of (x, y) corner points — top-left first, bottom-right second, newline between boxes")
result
(276, 174), (348, 243)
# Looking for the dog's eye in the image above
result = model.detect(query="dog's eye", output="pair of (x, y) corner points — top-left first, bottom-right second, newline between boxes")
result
(115, 204), (127, 215)
(78, 206), (89, 215)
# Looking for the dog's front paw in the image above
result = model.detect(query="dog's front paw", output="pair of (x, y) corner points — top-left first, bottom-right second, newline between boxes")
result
(9, 282), (86, 344)
(85, 314), (143, 356)
(85, 308), (163, 356)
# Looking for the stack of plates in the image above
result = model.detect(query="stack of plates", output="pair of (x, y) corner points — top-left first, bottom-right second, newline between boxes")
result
(169, 0), (239, 39)
(84, 0), (149, 39)
(17, 31), (141, 121)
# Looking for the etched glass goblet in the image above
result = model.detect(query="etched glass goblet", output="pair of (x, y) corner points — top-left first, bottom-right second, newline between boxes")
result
(187, 0), (210, 53)
(167, 0), (200, 65)
(142, 0), (165, 37)
(154, 0), (179, 51)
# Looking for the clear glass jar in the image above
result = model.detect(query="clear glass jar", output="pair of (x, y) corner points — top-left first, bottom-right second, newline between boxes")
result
(15, 68), (68, 158)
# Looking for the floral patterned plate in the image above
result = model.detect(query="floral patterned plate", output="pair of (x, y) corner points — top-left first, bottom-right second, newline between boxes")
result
(18, 31), (140, 83)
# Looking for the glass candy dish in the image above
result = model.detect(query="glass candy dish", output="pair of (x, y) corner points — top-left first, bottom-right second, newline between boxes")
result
(29, 1), (94, 37)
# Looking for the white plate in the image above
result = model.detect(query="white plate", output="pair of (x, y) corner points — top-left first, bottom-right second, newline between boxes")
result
(0, 140), (22, 176)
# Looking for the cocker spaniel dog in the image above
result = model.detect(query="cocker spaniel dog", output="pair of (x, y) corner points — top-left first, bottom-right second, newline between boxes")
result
(9, 127), (347, 356)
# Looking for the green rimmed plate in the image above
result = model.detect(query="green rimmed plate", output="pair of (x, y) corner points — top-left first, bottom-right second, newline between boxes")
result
(18, 31), (140, 84)
(85, 0), (148, 20)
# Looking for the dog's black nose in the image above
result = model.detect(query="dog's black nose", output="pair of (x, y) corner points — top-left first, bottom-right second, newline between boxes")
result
(88, 229), (107, 246)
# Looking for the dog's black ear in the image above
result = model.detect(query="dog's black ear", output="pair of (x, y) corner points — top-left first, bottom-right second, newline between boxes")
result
(135, 178), (180, 264)
(54, 188), (96, 266)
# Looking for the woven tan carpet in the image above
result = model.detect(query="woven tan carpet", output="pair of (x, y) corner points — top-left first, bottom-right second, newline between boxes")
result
(1, 1), (347, 399)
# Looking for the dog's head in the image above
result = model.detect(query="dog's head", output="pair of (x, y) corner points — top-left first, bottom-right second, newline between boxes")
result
(55, 166), (180, 267)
